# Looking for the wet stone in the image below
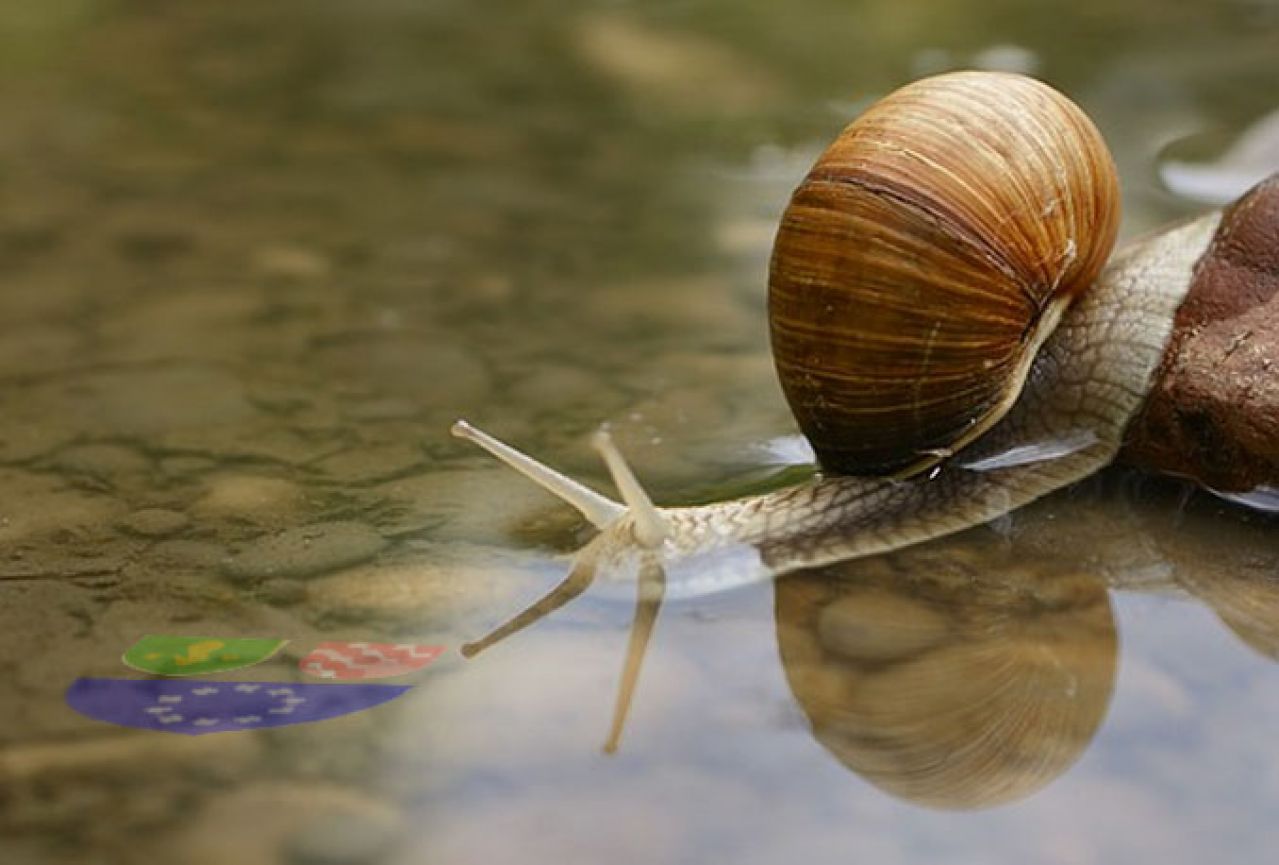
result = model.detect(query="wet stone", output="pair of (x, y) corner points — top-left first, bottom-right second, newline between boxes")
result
(1121, 175), (1279, 491)
(117, 508), (190, 538)
(193, 474), (307, 524)
(222, 521), (387, 582)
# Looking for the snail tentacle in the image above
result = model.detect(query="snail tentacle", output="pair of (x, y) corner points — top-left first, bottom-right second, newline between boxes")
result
(451, 419), (672, 548)
(591, 428), (671, 548)
(451, 419), (623, 529)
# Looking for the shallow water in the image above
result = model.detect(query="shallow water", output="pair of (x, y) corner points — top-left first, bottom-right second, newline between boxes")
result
(1, 2), (1277, 863)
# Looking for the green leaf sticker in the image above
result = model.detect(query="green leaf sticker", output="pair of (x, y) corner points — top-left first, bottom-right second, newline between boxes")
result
(122, 635), (288, 677)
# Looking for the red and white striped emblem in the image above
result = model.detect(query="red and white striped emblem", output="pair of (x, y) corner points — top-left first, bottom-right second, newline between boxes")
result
(299, 642), (444, 680)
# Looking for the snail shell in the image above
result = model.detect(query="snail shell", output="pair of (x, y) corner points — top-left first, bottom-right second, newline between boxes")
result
(769, 71), (1121, 476)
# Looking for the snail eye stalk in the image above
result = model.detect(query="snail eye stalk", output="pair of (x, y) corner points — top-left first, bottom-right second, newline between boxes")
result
(591, 428), (670, 549)
(451, 419), (623, 529)
(451, 419), (671, 548)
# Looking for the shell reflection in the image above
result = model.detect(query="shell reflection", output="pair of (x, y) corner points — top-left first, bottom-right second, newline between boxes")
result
(1155, 508), (1279, 661)
(776, 546), (1116, 810)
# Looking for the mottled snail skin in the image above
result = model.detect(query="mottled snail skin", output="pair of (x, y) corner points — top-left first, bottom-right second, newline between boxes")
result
(769, 72), (1120, 477)
(575, 214), (1217, 597)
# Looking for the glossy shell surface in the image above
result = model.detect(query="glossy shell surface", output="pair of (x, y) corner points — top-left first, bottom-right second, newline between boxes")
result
(769, 71), (1120, 475)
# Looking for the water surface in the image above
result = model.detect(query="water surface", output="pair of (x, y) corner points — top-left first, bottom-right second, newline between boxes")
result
(1, 2), (1277, 863)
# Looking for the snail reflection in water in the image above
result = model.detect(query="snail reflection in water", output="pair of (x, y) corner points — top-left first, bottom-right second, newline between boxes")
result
(775, 540), (1117, 810)
(451, 71), (1269, 750)
(773, 478), (1277, 810)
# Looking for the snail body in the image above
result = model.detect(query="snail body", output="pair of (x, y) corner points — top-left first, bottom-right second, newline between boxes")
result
(453, 71), (1234, 599)
(562, 210), (1216, 597)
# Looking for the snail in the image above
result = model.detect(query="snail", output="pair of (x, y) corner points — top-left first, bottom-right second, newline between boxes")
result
(451, 69), (1236, 596)
(450, 71), (1271, 748)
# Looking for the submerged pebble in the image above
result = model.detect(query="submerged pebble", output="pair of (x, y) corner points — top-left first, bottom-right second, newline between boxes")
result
(222, 521), (387, 582)
(374, 468), (565, 544)
(193, 474), (307, 524)
(305, 548), (521, 625)
(0, 469), (126, 547)
(117, 508), (191, 538)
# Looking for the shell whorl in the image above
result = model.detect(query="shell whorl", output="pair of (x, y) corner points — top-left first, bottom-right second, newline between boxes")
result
(769, 71), (1121, 476)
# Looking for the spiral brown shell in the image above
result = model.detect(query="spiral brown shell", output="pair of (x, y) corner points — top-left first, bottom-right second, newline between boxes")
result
(769, 71), (1121, 476)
